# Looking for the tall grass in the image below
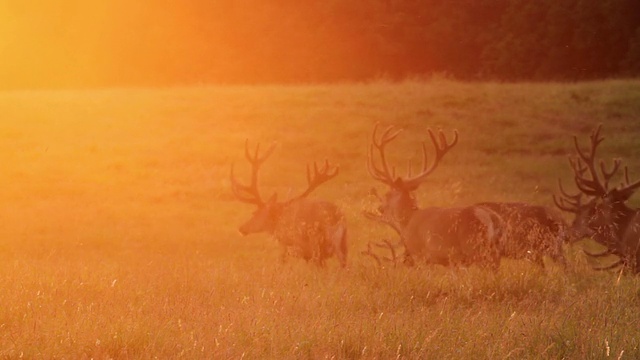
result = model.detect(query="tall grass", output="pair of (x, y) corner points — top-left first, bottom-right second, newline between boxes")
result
(0, 79), (639, 358)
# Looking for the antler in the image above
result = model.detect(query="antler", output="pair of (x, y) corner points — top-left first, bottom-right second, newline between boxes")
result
(571, 124), (640, 200)
(367, 122), (459, 190)
(571, 124), (620, 196)
(361, 209), (404, 266)
(287, 159), (339, 202)
(361, 239), (400, 267)
(230, 139), (277, 206)
(367, 123), (404, 185)
(553, 178), (585, 213)
(612, 164), (640, 199)
(402, 127), (458, 190)
(363, 210), (403, 235)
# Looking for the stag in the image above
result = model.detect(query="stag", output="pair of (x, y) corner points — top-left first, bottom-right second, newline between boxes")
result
(230, 140), (348, 267)
(558, 124), (640, 273)
(475, 202), (568, 268)
(365, 123), (504, 269)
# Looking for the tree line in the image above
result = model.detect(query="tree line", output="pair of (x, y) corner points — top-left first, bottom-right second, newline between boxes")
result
(5, 0), (640, 88)
(211, 0), (640, 82)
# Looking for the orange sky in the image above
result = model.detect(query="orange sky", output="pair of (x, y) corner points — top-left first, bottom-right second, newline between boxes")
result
(0, 1), (219, 88)
(0, 1), (382, 89)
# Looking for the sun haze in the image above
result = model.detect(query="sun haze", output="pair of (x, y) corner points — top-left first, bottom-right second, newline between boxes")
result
(0, 1), (386, 89)
(0, 1), (222, 89)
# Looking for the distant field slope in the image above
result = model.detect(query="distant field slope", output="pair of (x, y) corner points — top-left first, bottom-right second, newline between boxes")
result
(0, 80), (638, 359)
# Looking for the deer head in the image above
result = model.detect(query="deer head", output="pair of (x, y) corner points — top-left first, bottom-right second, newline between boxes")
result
(553, 178), (596, 242)
(571, 126), (640, 223)
(565, 124), (640, 264)
(366, 122), (458, 225)
(231, 139), (339, 236)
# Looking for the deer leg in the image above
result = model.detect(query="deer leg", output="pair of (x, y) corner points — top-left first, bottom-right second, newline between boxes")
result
(331, 224), (348, 268)
(551, 235), (568, 268)
(554, 252), (568, 268)
(478, 246), (500, 271)
(530, 253), (545, 268)
(403, 252), (415, 267)
(280, 245), (289, 264)
(308, 232), (324, 267)
(489, 251), (501, 271)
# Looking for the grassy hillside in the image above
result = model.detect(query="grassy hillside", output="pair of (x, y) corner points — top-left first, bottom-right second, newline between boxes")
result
(0, 79), (639, 358)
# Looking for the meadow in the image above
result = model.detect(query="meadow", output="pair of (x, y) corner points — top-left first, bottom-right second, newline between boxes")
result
(0, 79), (639, 359)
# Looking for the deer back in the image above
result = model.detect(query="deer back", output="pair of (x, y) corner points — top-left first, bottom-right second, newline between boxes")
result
(402, 206), (502, 268)
(274, 198), (348, 266)
(480, 202), (567, 241)
(477, 202), (567, 266)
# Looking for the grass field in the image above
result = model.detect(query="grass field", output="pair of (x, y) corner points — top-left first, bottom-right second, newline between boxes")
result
(1, 79), (639, 359)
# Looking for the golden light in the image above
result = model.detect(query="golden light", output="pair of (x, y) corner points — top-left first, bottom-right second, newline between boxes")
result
(0, 1), (208, 89)
(0, 1), (376, 89)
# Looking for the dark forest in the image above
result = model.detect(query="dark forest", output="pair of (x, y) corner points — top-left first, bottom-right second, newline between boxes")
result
(2, 0), (640, 88)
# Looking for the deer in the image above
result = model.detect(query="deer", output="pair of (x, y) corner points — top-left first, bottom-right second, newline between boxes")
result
(474, 201), (568, 268)
(557, 124), (640, 274)
(365, 123), (505, 269)
(230, 140), (348, 267)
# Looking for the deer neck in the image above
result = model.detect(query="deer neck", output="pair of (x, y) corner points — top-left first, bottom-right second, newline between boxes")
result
(593, 204), (638, 253)
(612, 204), (637, 239)
(264, 204), (286, 235)
(386, 189), (418, 228)
(394, 204), (418, 229)
(619, 208), (640, 257)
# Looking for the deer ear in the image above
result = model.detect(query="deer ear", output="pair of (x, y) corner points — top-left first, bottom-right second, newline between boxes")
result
(611, 188), (635, 203)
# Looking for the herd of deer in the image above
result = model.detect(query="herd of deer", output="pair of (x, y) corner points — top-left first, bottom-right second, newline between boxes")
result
(230, 123), (640, 275)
